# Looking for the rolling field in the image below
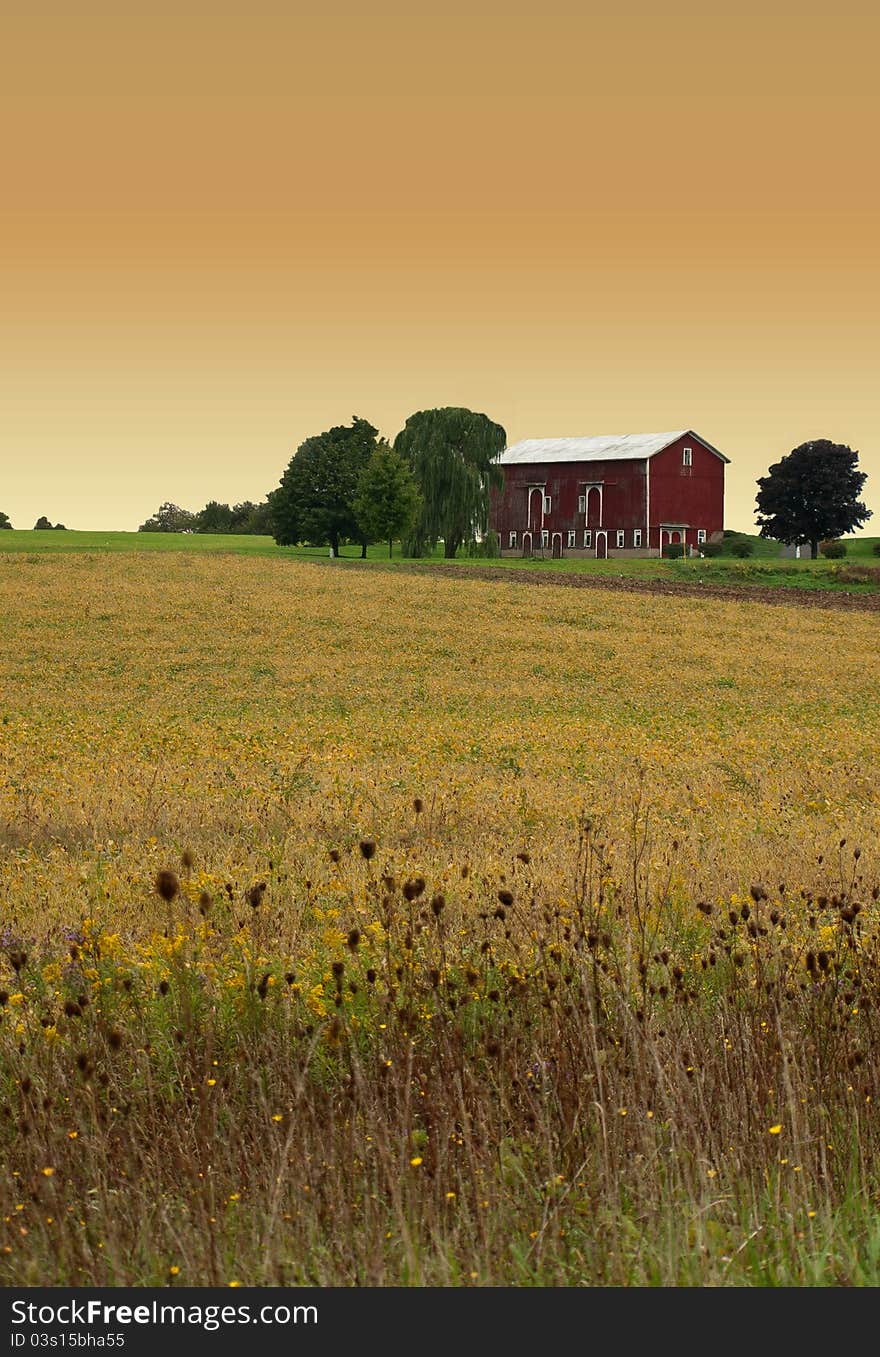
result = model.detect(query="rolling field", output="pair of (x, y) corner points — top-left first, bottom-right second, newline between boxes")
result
(2, 552), (880, 1285)
(1, 528), (878, 596)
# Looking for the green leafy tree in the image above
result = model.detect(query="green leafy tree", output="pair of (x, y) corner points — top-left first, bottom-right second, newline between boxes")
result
(0, 511), (13, 529)
(231, 501), (273, 534)
(394, 407), (506, 558)
(755, 440), (871, 559)
(270, 416), (380, 557)
(34, 515), (53, 530)
(138, 502), (196, 533)
(194, 500), (236, 533)
(352, 441), (422, 558)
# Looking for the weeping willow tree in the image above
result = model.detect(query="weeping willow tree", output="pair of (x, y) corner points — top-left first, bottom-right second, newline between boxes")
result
(394, 407), (506, 558)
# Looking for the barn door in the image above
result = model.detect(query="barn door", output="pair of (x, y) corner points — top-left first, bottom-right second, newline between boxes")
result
(528, 488), (544, 536)
(595, 531), (607, 559)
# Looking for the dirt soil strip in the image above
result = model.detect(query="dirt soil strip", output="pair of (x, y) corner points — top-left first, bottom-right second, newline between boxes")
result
(335, 559), (880, 614)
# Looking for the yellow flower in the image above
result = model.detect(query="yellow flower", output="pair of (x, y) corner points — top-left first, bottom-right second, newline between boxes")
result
(41, 1167), (55, 1177)
(410, 1157), (423, 1167)
(769, 1124), (782, 1135)
(168, 1265), (180, 1276)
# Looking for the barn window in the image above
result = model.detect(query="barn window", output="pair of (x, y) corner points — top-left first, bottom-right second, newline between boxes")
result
(683, 447), (693, 467)
(697, 528), (706, 544)
(567, 530), (576, 548)
(633, 528), (642, 548)
(583, 530), (591, 548)
(578, 494), (587, 513)
(509, 531), (517, 549)
(616, 530), (625, 548)
(543, 495), (551, 515)
(541, 529), (549, 548)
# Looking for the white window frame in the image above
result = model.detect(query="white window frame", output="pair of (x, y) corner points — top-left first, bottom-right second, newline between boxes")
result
(508, 530), (517, 549)
(567, 529), (576, 548)
(583, 530), (591, 548)
(683, 446), (692, 467)
(616, 530), (625, 548)
(543, 495), (551, 515)
(633, 528), (642, 548)
(541, 529), (549, 548)
(697, 528), (706, 544)
(578, 494), (587, 514)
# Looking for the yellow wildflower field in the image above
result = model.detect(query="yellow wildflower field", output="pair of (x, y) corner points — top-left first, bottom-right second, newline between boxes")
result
(2, 551), (880, 1286)
(1, 551), (877, 935)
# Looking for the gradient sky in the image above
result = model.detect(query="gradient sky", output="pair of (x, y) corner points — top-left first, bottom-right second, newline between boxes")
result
(2, 0), (878, 533)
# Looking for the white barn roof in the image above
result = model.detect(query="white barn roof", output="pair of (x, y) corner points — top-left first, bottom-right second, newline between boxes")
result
(496, 430), (729, 465)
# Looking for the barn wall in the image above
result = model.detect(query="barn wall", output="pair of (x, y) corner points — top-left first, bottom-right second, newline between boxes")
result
(649, 435), (725, 549)
(490, 434), (726, 556)
(489, 459), (648, 545)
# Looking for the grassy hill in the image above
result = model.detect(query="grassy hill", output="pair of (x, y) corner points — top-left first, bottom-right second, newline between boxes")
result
(1, 528), (877, 593)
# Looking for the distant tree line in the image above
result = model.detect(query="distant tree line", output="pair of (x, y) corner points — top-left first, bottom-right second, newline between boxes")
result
(0, 514), (68, 529)
(138, 500), (273, 534)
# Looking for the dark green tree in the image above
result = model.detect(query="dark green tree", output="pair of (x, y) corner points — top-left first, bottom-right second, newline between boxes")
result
(0, 511), (13, 529)
(138, 502), (196, 533)
(34, 515), (53, 530)
(755, 440), (871, 559)
(353, 440), (422, 558)
(270, 417), (380, 557)
(393, 407), (506, 558)
(194, 500), (236, 533)
(235, 500), (273, 534)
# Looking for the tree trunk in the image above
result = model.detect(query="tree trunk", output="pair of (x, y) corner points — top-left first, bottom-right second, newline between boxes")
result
(811, 540), (819, 559)
(329, 532), (339, 557)
(444, 536), (460, 559)
(388, 538), (393, 558)
(360, 541), (368, 559)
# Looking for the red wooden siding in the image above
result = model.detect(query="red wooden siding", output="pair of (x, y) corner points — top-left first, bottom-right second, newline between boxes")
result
(490, 432), (725, 553)
(647, 435), (724, 550)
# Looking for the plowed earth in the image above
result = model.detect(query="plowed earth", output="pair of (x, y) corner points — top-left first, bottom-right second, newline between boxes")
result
(350, 561), (880, 614)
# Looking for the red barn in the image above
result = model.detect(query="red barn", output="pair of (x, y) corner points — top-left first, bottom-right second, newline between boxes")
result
(490, 429), (728, 558)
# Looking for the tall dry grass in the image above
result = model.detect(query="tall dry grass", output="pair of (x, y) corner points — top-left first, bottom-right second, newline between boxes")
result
(2, 554), (880, 1284)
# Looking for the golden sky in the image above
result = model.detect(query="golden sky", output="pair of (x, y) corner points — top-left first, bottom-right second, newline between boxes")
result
(2, 0), (878, 533)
